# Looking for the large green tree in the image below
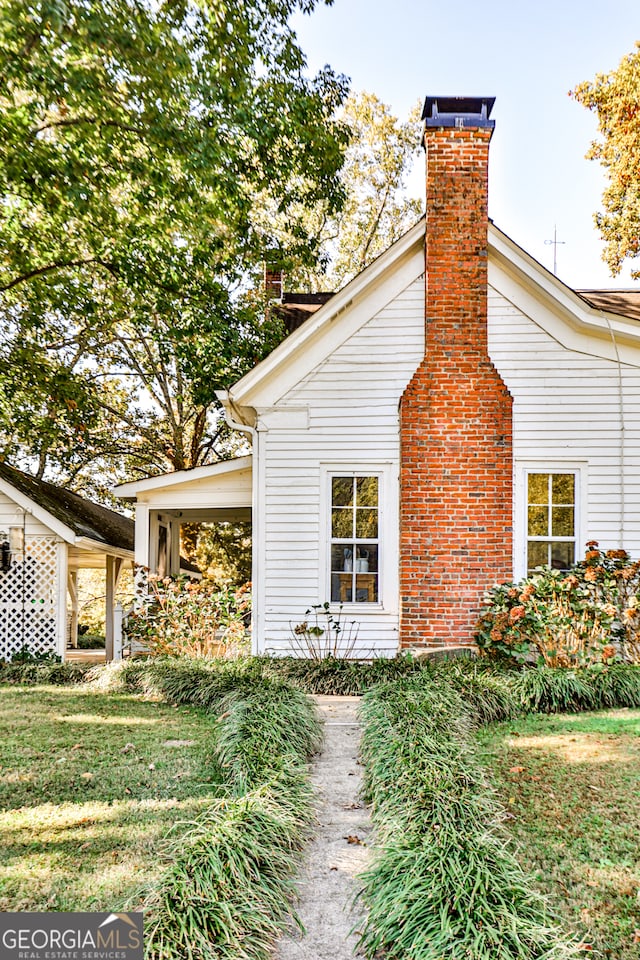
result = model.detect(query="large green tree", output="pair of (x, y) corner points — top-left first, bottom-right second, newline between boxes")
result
(276, 91), (422, 291)
(573, 42), (640, 277)
(0, 0), (348, 490)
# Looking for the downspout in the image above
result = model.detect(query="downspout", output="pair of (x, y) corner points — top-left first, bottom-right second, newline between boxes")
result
(221, 394), (263, 655)
(599, 312), (626, 547)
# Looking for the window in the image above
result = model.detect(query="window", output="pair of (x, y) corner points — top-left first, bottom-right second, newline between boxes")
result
(330, 475), (379, 603)
(526, 472), (577, 574)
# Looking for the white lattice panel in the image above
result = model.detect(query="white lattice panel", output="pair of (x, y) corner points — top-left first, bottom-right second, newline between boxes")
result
(0, 537), (58, 660)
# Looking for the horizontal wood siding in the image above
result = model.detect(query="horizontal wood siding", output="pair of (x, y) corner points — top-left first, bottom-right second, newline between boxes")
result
(488, 287), (640, 569)
(259, 276), (425, 655)
(140, 469), (252, 510)
(257, 278), (640, 653)
(0, 492), (53, 537)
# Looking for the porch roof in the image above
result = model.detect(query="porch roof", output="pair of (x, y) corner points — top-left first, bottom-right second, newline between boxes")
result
(0, 461), (134, 553)
(113, 456), (252, 513)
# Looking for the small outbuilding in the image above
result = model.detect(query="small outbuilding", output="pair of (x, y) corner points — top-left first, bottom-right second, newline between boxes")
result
(0, 462), (135, 661)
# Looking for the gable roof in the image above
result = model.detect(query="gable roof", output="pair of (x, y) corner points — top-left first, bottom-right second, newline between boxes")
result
(218, 218), (426, 418)
(0, 461), (134, 551)
(577, 290), (640, 323)
(273, 293), (335, 335)
(114, 455), (252, 498)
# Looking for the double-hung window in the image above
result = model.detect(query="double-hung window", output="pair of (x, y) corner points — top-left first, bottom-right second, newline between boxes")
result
(330, 475), (379, 603)
(526, 471), (578, 574)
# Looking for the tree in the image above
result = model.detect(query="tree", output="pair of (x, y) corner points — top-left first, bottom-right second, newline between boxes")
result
(573, 43), (640, 277)
(0, 0), (349, 489)
(265, 91), (423, 292)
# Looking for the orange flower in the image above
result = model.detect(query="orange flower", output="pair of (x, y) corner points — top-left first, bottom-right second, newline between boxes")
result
(601, 645), (616, 661)
(509, 605), (526, 624)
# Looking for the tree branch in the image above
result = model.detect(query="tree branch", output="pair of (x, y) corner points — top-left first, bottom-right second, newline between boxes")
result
(0, 258), (117, 292)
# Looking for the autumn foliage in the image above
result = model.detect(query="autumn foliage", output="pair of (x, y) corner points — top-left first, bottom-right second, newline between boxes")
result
(476, 543), (640, 666)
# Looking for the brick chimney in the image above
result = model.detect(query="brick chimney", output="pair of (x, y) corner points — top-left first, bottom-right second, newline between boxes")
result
(399, 96), (513, 648)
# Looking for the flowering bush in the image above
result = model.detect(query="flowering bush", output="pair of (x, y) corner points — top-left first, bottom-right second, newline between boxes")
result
(475, 543), (640, 667)
(125, 577), (251, 658)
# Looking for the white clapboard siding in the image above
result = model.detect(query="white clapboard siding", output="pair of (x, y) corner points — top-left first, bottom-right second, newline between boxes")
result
(258, 275), (425, 655)
(488, 286), (640, 571)
(256, 274), (640, 654)
(0, 491), (53, 537)
(139, 467), (252, 510)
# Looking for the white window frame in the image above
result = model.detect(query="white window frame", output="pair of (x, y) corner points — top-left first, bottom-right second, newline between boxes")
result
(515, 461), (586, 580)
(320, 462), (397, 612)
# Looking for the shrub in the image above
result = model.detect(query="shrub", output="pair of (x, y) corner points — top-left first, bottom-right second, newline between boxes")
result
(124, 579), (251, 658)
(475, 543), (640, 667)
(0, 660), (89, 685)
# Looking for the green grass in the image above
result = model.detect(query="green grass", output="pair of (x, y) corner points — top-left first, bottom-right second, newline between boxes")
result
(0, 684), (221, 912)
(477, 709), (640, 960)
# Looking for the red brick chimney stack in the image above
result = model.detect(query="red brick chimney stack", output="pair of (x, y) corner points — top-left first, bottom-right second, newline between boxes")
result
(399, 96), (513, 648)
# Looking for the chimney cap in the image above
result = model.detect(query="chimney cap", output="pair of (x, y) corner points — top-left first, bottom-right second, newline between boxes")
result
(422, 96), (495, 129)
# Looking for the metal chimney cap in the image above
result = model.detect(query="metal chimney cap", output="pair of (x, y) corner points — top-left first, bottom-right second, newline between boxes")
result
(422, 96), (496, 129)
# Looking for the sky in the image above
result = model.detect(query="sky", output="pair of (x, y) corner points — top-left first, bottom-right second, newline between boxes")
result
(291, 0), (640, 290)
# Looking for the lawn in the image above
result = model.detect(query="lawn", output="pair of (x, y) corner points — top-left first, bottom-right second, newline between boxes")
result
(477, 708), (640, 960)
(0, 684), (222, 912)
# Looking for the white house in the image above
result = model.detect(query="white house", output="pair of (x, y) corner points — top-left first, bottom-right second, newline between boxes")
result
(0, 461), (135, 661)
(116, 96), (640, 657)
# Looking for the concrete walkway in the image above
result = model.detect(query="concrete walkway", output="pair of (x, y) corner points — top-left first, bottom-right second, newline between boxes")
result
(275, 695), (372, 960)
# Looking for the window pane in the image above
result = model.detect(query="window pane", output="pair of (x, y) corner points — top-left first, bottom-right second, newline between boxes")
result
(527, 505), (548, 537)
(527, 540), (548, 572)
(356, 508), (378, 538)
(331, 544), (354, 572)
(355, 573), (378, 602)
(361, 544), (378, 572)
(552, 474), (574, 505)
(356, 476), (378, 507)
(551, 541), (574, 570)
(331, 509), (353, 539)
(552, 506), (574, 537)
(528, 473), (549, 504)
(332, 477), (353, 507)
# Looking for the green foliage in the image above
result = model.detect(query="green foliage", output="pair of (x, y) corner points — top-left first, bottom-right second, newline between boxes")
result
(573, 43), (640, 278)
(260, 652), (427, 693)
(141, 677), (320, 960)
(358, 676), (575, 959)
(124, 578), (251, 658)
(144, 783), (313, 960)
(514, 663), (640, 714)
(0, 659), (89, 684)
(476, 543), (640, 667)
(286, 90), (422, 291)
(0, 0), (349, 487)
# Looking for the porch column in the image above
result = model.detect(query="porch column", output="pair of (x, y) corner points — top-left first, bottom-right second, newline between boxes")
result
(105, 556), (124, 662)
(67, 569), (79, 649)
(56, 542), (68, 660)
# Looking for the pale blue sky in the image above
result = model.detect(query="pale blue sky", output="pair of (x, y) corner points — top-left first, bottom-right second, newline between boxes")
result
(292, 0), (640, 289)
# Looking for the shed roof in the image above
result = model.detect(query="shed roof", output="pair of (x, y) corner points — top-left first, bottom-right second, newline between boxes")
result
(0, 461), (134, 551)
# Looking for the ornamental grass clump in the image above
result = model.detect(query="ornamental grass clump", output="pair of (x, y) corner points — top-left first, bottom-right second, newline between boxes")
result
(358, 676), (575, 960)
(144, 783), (313, 960)
(476, 543), (640, 667)
(143, 679), (321, 960)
